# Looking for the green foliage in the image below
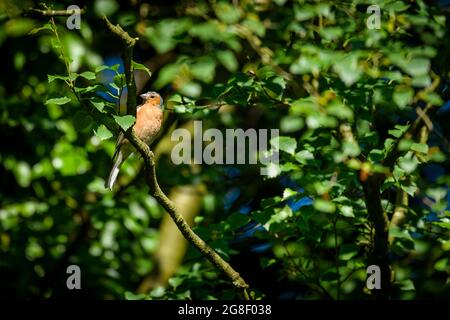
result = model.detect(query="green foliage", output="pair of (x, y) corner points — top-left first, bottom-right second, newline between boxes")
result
(0, 0), (449, 300)
(113, 115), (135, 131)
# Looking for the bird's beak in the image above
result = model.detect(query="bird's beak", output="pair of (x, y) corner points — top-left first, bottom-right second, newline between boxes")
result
(140, 93), (150, 100)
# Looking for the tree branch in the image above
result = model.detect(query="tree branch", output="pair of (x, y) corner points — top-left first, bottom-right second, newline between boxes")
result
(360, 176), (392, 299)
(27, 7), (85, 17)
(46, 10), (250, 299)
(103, 16), (137, 116)
(122, 128), (250, 294)
(102, 17), (250, 298)
(338, 123), (392, 298)
(389, 190), (408, 244)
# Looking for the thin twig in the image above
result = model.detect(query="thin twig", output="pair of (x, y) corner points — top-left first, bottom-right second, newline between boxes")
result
(27, 7), (85, 17)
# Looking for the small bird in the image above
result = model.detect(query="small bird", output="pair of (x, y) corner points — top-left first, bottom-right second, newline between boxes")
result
(105, 91), (164, 190)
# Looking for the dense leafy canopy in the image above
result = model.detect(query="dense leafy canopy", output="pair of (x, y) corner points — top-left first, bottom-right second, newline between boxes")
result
(0, 0), (449, 299)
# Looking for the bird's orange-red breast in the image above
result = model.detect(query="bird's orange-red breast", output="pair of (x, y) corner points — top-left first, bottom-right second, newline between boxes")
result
(105, 91), (163, 190)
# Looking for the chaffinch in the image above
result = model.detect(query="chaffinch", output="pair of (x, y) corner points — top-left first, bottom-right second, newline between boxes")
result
(105, 91), (163, 190)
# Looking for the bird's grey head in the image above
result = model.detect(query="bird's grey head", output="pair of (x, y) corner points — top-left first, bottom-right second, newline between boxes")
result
(140, 91), (163, 109)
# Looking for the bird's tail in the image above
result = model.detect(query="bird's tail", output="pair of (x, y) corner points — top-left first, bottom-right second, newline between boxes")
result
(105, 150), (124, 190)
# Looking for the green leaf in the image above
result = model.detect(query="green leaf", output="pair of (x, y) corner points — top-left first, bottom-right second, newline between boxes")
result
(79, 71), (96, 80)
(113, 115), (136, 131)
(319, 27), (343, 41)
(45, 97), (71, 105)
(168, 94), (183, 103)
(95, 65), (110, 73)
(253, 209), (273, 225)
(339, 244), (358, 260)
(342, 141), (361, 157)
(28, 23), (53, 35)
(263, 76), (286, 100)
(426, 188), (447, 202)
(295, 150), (314, 164)
(267, 206), (293, 229)
(95, 64), (120, 73)
(90, 99), (105, 112)
(174, 105), (187, 113)
(401, 58), (430, 76)
(411, 74), (431, 87)
(260, 257), (277, 269)
(217, 50), (238, 72)
(280, 162), (298, 172)
(189, 58), (216, 83)
(94, 0), (119, 16)
(145, 19), (191, 54)
(124, 291), (146, 300)
(398, 279), (415, 291)
(132, 61), (152, 77)
(398, 138), (413, 151)
(109, 82), (121, 94)
(400, 183), (418, 196)
(280, 116), (304, 133)
(226, 213), (250, 229)
(94, 124), (113, 141)
(327, 102), (353, 120)
(282, 188), (297, 200)
(179, 82), (202, 98)
(313, 199), (336, 213)
(168, 276), (184, 290)
(114, 74), (125, 89)
(333, 54), (361, 86)
(50, 38), (61, 51)
(75, 84), (102, 94)
(214, 2), (242, 24)
(154, 63), (180, 88)
(369, 149), (385, 162)
(272, 136), (297, 155)
(411, 143), (429, 154)
(433, 222), (450, 231)
(388, 124), (409, 138)
(433, 258), (448, 271)
(339, 205), (355, 218)
(422, 92), (443, 106)
(386, 1), (410, 11)
(398, 154), (419, 174)
(393, 86), (414, 109)
(389, 226), (414, 241)
(48, 74), (69, 83)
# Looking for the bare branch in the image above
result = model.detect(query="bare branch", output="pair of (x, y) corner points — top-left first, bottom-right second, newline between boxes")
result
(27, 7), (85, 17)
